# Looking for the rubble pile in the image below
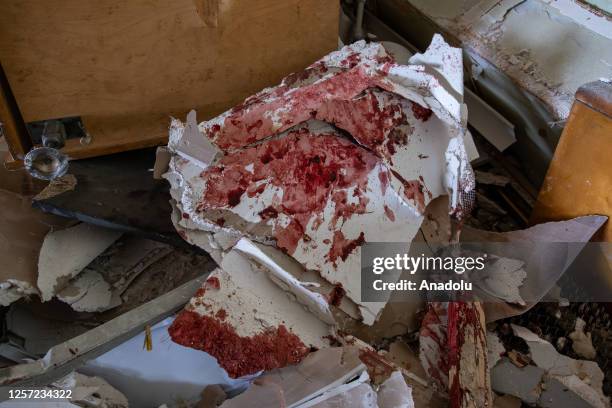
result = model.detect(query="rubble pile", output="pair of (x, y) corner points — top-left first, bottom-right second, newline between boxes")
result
(0, 34), (609, 408)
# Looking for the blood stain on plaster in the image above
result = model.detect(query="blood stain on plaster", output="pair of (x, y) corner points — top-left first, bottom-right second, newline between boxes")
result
(169, 310), (310, 378)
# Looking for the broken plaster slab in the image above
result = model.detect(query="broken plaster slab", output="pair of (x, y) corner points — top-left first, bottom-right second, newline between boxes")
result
(166, 35), (475, 326)
(37, 223), (123, 302)
(405, 0), (612, 120)
(168, 250), (331, 379)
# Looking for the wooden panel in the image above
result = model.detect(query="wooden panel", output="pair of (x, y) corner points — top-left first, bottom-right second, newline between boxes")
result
(531, 99), (612, 242)
(0, 62), (31, 160)
(0, 0), (339, 158)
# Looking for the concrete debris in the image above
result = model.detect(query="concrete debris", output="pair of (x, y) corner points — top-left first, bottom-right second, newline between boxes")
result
(50, 371), (129, 408)
(165, 34), (475, 326)
(490, 324), (609, 407)
(37, 223), (123, 302)
(569, 318), (597, 360)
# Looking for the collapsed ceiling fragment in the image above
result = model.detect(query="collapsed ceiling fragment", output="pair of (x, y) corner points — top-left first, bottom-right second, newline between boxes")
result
(165, 34), (475, 336)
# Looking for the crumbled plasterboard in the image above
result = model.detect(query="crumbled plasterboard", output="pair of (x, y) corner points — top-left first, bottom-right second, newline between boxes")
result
(166, 35), (475, 326)
(37, 223), (123, 301)
(0, 189), (69, 306)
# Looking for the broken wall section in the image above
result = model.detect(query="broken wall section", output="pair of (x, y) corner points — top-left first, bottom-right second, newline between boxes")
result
(384, 0), (612, 121)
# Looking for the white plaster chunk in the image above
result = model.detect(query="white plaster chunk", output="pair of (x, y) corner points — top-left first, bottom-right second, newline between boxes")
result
(569, 318), (597, 360)
(37, 223), (123, 302)
(487, 331), (505, 369)
(471, 256), (527, 305)
(377, 371), (415, 408)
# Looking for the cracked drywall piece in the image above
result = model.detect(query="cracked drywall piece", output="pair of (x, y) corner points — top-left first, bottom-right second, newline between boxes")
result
(0, 189), (69, 306)
(168, 250), (330, 379)
(377, 371), (415, 408)
(55, 237), (173, 312)
(569, 317), (597, 360)
(37, 223), (123, 302)
(57, 268), (114, 312)
(165, 36), (475, 326)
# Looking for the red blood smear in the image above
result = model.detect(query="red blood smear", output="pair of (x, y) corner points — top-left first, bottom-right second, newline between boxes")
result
(391, 170), (426, 213)
(258, 206), (278, 220)
(358, 348), (395, 380)
(227, 188), (245, 207)
(447, 302), (488, 408)
(198, 131), (378, 254)
(205, 276), (221, 290)
(215, 309), (227, 320)
(383, 205), (395, 221)
(168, 310), (310, 378)
(410, 102), (433, 121)
(327, 231), (366, 266)
(419, 303), (449, 389)
(205, 51), (408, 152)
(328, 283), (346, 307)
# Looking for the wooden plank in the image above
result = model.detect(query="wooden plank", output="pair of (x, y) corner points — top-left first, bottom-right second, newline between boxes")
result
(0, 0), (339, 158)
(531, 97), (612, 242)
(0, 62), (31, 160)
